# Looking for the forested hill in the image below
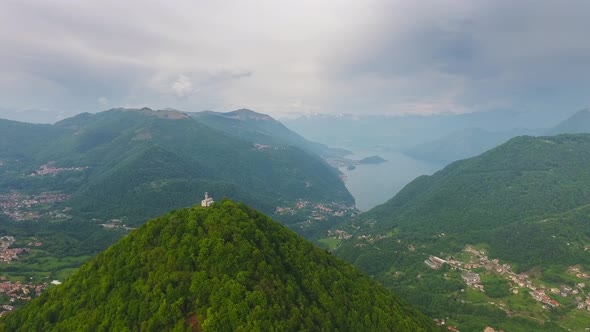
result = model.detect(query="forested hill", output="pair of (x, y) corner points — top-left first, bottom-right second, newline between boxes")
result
(0, 108), (353, 234)
(362, 134), (590, 238)
(0, 201), (438, 331)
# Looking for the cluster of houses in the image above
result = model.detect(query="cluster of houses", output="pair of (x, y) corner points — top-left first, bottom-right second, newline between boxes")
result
(568, 266), (590, 280)
(0, 236), (34, 263)
(99, 218), (134, 231)
(0, 246), (29, 264)
(327, 229), (352, 240)
(461, 272), (484, 292)
(275, 199), (357, 224)
(424, 255), (447, 270)
(275, 206), (296, 216)
(0, 191), (70, 221)
(28, 161), (88, 176)
(531, 289), (560, 308)
(428, 245), (590, 312)
(0, 278), (46, 316)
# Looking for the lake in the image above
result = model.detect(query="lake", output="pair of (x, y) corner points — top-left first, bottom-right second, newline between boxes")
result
(340, 150), (443, 211)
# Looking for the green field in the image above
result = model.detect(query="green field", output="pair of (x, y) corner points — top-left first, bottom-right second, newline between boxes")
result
(318, 237), (341, 249)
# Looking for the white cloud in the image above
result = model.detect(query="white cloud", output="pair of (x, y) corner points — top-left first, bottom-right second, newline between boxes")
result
(170, 75), (197, 99)
(98, 97), (109, 105)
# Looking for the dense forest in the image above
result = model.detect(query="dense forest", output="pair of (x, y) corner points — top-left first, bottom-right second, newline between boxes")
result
(0, 201), (437, 331)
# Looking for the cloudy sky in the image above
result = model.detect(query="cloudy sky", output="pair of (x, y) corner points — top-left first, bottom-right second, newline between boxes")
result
(1, 0), (589, 121)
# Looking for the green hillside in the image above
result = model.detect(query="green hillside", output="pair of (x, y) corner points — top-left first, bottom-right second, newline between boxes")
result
(334, 134), (590, 331)
(0, 201), (437, 332)
(364, 134), (590, 239)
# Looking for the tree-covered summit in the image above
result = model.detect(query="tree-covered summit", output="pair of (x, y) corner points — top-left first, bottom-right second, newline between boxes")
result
(0, 200), (437, 331)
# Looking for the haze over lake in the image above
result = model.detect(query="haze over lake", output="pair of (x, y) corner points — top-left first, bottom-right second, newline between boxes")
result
(339, 150), (442, 211)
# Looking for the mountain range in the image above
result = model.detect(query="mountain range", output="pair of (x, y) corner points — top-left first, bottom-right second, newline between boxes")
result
(5, 106), (590, 330)
(0, 108), (353, 235)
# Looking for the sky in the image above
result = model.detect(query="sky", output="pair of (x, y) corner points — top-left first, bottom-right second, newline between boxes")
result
(1, 0), (589, 122)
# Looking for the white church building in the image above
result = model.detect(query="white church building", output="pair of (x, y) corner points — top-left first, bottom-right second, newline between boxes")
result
(201, 192), (214, 207)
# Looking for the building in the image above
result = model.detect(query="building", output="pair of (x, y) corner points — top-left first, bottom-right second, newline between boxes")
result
(201, 192), (214, 207)
(424, 256), (446, 269)
(462, 272), (481, 284)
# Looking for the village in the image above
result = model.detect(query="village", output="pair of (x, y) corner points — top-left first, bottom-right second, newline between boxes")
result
(28, 161), (88, 177)
(99, 218), (135, 231)
(0, 191), (70, 221)
(425, 245), (590, 312)
(0, 236), (53, 317)
(0, 277), (51, 317)
(275, 199), (358, 224)
(0, 236), (43, 263)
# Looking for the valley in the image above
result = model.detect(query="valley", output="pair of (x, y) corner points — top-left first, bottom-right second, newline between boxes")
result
(335, 149), (443, 211)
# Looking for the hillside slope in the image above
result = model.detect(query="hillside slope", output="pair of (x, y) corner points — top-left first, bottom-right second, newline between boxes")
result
(0, 108), (354, 234)
(0, 201), (437, 331)
(334, 134), (590, 331)
(189, 109), (350, 158)
(364, 134), (590, 239)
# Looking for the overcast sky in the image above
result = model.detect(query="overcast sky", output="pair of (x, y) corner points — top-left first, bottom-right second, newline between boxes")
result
(1, 0), (589, 121)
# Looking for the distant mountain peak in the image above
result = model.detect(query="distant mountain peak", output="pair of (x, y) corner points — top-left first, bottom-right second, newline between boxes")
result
(107, 107), (190, 120)
(223, 108), (275, 122)
(547, 108), (590, 135)
(568, 108), (590, 118)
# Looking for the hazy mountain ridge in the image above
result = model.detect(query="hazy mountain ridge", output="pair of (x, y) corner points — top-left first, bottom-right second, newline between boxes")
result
(189, 109), (350, 158)
(546, 108), (590, 135)
(284, 109), (571, 151)
(404, 127), (541, 164)
(404, 109), (590, 165)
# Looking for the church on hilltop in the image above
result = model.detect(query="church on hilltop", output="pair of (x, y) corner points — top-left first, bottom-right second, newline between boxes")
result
(201, 192), (214, 207)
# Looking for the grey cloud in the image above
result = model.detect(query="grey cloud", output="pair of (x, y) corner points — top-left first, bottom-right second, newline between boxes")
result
(0, 0), (588, 118)
(329, 0), (590, 114)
